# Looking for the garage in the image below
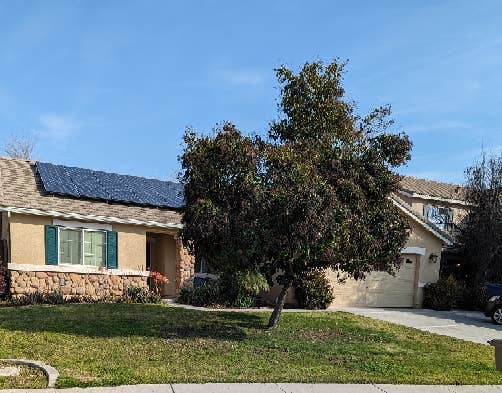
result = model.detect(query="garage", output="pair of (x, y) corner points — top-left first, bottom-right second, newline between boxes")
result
(330, 254), (418, 308)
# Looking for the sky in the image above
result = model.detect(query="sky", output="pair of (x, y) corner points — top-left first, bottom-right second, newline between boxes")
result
(0, 1), (501, 184)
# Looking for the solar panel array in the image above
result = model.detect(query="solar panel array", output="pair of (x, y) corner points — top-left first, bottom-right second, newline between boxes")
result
(36, 162), (185, 209)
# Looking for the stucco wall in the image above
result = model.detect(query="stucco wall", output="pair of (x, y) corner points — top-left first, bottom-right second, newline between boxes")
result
(325, 215), (446, 308)
(10, 213), (51, 265)
(398, 194), (468, 225)
(9, 213), (148, 271)
(407, 220), (443, 306)
(113, 223), (146, 271)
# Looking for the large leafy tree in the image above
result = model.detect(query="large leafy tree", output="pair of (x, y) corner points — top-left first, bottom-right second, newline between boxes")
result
(181, 60), (412, 328)
(457, 154), (502, 287)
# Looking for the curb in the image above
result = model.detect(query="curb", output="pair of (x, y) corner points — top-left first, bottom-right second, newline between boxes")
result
(2, 359), (59, 388)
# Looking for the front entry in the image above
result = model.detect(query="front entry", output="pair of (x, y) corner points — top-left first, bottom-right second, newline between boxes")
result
(146, 232), (177, 297)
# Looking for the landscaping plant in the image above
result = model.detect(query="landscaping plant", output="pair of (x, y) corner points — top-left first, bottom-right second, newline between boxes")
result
(423, 275), (460, 311)
(181, 60), (412, 327)
(294, 270), (334, 310)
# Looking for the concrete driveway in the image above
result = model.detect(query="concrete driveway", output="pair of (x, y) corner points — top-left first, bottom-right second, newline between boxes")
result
(338, 307), (502, 345)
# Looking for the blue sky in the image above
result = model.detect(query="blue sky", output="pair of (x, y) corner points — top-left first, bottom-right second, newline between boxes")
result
(0, 1), (501, 184)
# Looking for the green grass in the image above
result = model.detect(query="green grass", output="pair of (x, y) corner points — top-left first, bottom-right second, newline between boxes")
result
(0, 361), (47, 389)
(0, 303), (500, 387)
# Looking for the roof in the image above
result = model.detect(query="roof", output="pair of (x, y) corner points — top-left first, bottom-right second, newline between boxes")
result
(0, 158), (182, 228)
(390, 193), (454, 246)
(399, 175), (467, 202)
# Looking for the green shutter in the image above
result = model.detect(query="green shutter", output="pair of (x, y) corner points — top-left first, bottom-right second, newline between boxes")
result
(106, 231), (118, 269)
(45, 225), (58, 265)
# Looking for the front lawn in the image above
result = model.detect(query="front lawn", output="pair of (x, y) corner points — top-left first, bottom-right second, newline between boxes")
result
(0, 303), (500, 387)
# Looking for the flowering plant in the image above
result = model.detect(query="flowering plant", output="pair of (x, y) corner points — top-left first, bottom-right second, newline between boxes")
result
(150, 271), (169, 295)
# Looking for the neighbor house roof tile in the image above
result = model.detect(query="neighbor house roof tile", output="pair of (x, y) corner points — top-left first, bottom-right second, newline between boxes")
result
(399, 175), (466, 201)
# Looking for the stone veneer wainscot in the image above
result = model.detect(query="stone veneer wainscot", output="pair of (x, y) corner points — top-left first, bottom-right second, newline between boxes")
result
(8, 265), (149, 298)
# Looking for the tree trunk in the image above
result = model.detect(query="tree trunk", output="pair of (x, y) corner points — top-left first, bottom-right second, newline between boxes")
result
(267, 281), (290, 328)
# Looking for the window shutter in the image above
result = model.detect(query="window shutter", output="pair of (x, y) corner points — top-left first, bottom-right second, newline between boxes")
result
(106, 231), (118, 269)
(45, 225), (58, 265)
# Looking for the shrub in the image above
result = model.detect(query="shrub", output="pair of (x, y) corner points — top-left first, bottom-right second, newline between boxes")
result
(456, 281), (487, 311)
(4, 290), (95, 307)
(423, 276), (460, 311)
(123, 286), (161, 304)
(177, 280), (220, 307)
(295, 271), (334, 310)
(218, 271), (269, 308)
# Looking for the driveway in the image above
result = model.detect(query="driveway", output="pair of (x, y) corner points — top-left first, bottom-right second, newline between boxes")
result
(338, 307), (502, 345)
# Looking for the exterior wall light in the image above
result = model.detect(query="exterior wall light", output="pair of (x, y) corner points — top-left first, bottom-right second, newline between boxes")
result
(429, 253), (438, 263)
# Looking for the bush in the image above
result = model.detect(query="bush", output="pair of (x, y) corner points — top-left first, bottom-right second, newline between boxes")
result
(457, 281), (487, 311)
(295, 271), (334, 310)
(423, 276), (460, 311)
(123, 286), (162, 304)
(177, 271), (270, 308)
(2, 286), (162, 307)
(177, 280), (220, 307)
(218, 271), (269, 308)
(5, 291), (91, 307)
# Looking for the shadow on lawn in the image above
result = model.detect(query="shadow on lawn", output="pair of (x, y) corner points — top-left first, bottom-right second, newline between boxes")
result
(0, 303), (265, 340)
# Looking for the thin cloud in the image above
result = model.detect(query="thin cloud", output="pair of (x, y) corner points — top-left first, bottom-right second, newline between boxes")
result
(35, 113), (77, 139)
(404, 120), (471, 134)
(219, 69), (265, 86)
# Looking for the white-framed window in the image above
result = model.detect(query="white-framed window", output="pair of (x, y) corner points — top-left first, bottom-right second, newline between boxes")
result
(58, 227), (107, 267)
(424, 205), (454, 230)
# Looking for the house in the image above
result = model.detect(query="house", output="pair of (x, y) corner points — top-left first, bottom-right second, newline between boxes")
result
(0, 158), (194, 299)
(0, 156), (467, 308)
(326, 176), (467, 308)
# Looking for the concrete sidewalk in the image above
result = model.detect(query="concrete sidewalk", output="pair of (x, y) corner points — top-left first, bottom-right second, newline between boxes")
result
(3, 384), (502, 392)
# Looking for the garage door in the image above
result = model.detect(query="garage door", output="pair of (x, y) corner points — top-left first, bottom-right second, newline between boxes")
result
(330, 255), (417, 307)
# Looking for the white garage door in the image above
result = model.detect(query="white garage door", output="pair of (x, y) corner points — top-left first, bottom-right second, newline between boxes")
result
(331, 255), (417, 307)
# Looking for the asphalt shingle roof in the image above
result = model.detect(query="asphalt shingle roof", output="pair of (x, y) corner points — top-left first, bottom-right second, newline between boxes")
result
(399, 175), (466, 201)
(0, 158), (182, 225)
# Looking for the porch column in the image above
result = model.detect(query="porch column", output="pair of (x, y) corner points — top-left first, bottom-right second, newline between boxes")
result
(174, 236), (195, 295)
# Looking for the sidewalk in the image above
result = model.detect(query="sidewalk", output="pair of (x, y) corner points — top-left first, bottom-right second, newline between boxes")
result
(3, 384), (502, 392)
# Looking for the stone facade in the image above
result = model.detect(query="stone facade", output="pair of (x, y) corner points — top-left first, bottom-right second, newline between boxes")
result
(0, 262), (7, 298)
(0, 240), (8, 298)
(9, 270), (148, 298)
(175, 237), (195, 293)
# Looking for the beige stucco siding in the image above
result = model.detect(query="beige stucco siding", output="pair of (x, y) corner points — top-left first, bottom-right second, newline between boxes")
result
(398, 194), (467, 226)
(10, 213), (51, 265)
(406, 220), (443, 306)
(329, 217), (444, 308)
(9, 213), (149, 271)
(112, 224), (147, 271)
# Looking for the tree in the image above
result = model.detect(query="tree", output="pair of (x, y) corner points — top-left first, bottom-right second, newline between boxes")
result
(181, 60), (412, 328)
(3, 136), (35, 159)
(457, 154), (502, 287)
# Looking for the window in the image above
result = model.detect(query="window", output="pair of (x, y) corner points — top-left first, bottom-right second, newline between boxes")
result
(195, 258), (213, 274)
(424, 205), (454, 230)
(58, 227), (107, 267)
(84, 231), (106, 266)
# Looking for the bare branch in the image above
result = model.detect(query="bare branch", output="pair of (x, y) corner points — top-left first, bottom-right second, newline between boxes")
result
(3, 136), (35, 160)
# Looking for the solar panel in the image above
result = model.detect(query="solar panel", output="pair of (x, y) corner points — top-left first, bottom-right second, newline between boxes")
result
(36, 162), (185, 209)
(37, 162), (80, 197)
(66, 167), (109, 200)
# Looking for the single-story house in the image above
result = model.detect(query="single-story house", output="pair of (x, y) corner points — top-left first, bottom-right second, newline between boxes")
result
(0, 158), (194, 299)
(0, 157), (463, 308)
